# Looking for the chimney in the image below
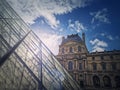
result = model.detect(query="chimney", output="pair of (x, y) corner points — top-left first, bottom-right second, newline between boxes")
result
(82, 32), (85, 42)
(62, 36), (65, 42)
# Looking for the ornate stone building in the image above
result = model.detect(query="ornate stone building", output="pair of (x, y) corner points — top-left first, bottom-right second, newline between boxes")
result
(56, 33), (120, 90)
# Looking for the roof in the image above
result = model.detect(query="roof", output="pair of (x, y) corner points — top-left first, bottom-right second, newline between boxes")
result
(61, 34), (82, 45)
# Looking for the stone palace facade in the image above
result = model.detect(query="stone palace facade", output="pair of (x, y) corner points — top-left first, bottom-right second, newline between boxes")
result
(56, 33), (120, 90)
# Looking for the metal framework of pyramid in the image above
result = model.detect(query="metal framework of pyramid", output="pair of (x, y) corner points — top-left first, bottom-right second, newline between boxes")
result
(0, 0), (81, 90)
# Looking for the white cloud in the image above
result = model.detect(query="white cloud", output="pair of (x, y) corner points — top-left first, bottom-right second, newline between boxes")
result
(90, 38), (107, 47)
(90, 8), (111, 24)
(43, 13), (60, 29)
(59, 28), (64, 32)
(101, 33), (105, 36)
(90, 38), (108, 52)
(34, 30), (62, 55)
(92, 46), (105, 52)
(6, 0), (92, 29)
(100, 33), (114, 40)
(107, 35), (114, 40)
(68, 19), (86, 33)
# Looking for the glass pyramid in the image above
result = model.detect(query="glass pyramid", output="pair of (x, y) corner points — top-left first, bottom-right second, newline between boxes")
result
(0, 0), (81, 90)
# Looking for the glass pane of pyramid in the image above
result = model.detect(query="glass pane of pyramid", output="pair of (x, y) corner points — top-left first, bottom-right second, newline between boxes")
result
(0, 0), (81, 90)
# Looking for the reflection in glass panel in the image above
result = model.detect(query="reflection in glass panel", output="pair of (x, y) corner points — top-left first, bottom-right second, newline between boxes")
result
(0, 0), (81, 90)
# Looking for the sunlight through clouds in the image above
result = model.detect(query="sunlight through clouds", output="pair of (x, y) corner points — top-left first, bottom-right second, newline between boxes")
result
(34, 30), (62, 55)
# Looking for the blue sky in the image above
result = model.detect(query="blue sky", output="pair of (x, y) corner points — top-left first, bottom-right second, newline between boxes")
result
(7, 0), (120, 55)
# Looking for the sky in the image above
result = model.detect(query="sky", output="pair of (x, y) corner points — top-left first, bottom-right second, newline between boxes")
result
(7, 0), (120, 55)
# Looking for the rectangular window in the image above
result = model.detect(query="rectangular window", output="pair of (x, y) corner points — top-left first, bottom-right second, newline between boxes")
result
(92, 57), (95, 60)
(78, 46), (81, 52)
(62, 48), (64, 53)
(102, 63), (106, 70)
(79, 63), (82, 70)
(93, 63), (97, 70)
(112, 63), (116, 70)
(69, 47), (73, 53)
(110, 55), (113, 59)
(101, 56), (104, 60)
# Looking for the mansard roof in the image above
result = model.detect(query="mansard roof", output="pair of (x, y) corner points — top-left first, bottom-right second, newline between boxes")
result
(61, 34), (83, 45)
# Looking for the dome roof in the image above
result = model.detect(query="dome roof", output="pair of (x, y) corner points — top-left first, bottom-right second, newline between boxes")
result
(61, 34), (82, 45)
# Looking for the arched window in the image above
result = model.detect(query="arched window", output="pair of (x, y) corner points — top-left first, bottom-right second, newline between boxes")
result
(69, 47), (73, 53)
(103, 76), (111, 87)
(78, 46), (81, 52)
(115, 76), (120, 87)
(93, 76), (100, 87)
(68, 61), (73, 70)
(80, 81), (84, 88)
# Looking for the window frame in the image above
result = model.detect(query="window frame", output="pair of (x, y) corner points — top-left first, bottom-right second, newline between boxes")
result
(69, 47), (73, 53)
(68, 61), (73, 70)
(78, 46), (81, 52)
